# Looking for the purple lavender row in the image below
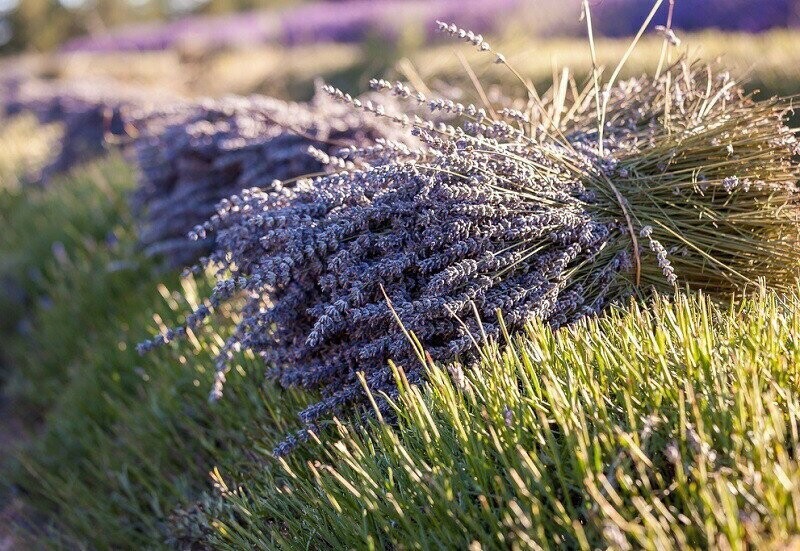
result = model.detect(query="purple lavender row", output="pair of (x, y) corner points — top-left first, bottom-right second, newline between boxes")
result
(61, 0), (522, 53)
(591, 0), (799, 35)
(61, 0), (799, 54)
(62, 11), (276, 53)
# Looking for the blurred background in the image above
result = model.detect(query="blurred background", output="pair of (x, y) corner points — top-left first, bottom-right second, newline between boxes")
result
(1, 0), (799, 101)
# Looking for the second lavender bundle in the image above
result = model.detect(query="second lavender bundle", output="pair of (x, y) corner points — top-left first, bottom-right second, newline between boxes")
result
(127, 90), (408, 266)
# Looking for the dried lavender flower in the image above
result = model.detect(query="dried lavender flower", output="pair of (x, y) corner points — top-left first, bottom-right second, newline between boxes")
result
(142, 54), (800, 455)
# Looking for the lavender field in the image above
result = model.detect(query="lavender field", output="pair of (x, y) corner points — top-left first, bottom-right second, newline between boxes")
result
(2, 1), (800, 549)
(54, 0), (800, 53)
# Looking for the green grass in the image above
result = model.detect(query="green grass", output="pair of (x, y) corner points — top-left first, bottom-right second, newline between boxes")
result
(3, 150), (800, 549)
(16, 29), (800, 102)
(0, 149), (309, 548)
(10, 271), (300, 548)
(182, 287), (800, 550)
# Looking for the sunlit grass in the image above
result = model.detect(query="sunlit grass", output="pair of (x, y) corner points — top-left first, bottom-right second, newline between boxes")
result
(0, 152), (132, 338)
(205, 286), (800, 550)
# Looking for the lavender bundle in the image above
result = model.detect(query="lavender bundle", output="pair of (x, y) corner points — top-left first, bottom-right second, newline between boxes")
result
(3, 78), (174, 184)
(127, 90), (407, 267)
(141, 31), (800, 454)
